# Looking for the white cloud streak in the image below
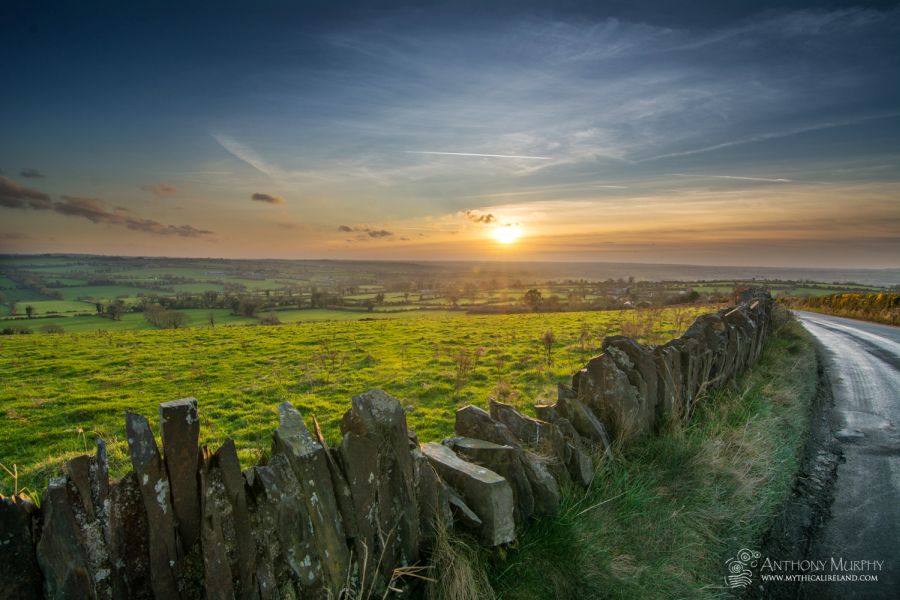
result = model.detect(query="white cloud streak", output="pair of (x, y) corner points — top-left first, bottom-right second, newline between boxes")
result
(212, 133), (284, 178)
(404, 151), (553, 160)
(672, 173), (793, 183)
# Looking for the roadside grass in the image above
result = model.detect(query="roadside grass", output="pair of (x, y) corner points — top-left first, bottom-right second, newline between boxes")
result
(0, 306), (709, 495)
(435, 307), (817, 599)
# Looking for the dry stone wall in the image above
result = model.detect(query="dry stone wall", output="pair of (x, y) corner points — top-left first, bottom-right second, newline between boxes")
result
(0, 290), (773, 599)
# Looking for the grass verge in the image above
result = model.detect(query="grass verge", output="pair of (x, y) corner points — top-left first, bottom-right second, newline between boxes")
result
(429, 307), (817, 599)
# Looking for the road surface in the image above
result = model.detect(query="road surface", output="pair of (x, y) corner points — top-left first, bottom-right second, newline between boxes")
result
(795, 311), (900, 598)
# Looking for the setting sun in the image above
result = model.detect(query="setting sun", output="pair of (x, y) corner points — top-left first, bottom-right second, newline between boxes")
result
(493, 225), (522, 244)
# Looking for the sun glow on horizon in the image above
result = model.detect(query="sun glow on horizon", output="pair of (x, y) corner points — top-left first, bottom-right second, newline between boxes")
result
(493, 224), (523, 244)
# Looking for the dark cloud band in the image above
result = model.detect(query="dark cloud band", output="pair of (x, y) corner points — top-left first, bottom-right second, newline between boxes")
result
(251, 192), (284, 204)
(0, 177), (212, 238)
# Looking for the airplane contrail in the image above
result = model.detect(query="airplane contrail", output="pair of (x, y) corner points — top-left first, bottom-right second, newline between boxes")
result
(672, 173), (793, 183)
(404, 150), (553, 160)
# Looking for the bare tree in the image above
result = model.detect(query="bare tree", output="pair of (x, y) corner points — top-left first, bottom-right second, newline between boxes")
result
(314, 337), (344, 383)
(451, 347), (476, 393)
(578, 320), (591, 356)
(541, 330), (556, 365)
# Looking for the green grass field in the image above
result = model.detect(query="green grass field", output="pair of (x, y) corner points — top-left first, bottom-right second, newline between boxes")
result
(0, 309), (259, 333)
(0, 306), (707, 495)
(56, 285), (163, 301)
(16, 300), (95, 315)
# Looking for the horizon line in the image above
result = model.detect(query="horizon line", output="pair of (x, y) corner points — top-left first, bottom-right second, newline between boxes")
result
(1, 251), (897, 273)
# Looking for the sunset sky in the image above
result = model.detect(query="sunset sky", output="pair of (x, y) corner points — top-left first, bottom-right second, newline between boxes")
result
(1, 1), (899, 267)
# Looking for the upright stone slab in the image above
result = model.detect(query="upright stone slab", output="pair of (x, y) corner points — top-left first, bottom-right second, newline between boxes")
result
(63, 454), (113, 600)
(339, 389), (420, 586)
(211, 439), (258, 600)
(35, 477), (96, 599)
(271, 402), (350, 594)
(654, 343), (683, 426)
(573, 352), (647, 440)
(669, 336), (704, 418)
(537, 403), (609, 475)
(552, 384), (612, 464)
(66, 455), (95, 521)
(312, 415), (359, 540)
(0, 493), (42, 599)
(683, 314), (727, 387)
(160, 397), (201, 553)
(106, 472), (153, 600)
(411, 447), (452, 541)
(455, 405), (520, 447)
(489, 400), (591, 486)
(488, 401), (566, 459)
(125, 410), (181, 599)
(199, 446), (236, 600)
(723, 307), (756, 374)
(421, 443), (515, 546)
(244, 456), (320, 599)
(556, 396), (613, 456)
(444, 437), (534, 523)
(602, 336), (659, 433)
(533, 402), (560, 424)
(95, 439), (111, 527)
(519, 454), (561, 515)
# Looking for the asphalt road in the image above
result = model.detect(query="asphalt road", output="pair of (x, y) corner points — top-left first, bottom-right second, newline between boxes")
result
(795, 311), (900, 598)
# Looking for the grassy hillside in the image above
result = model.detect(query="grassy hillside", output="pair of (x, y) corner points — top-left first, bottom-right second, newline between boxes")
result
(434, 308), (817, 599)
(0, 306), (707, 495)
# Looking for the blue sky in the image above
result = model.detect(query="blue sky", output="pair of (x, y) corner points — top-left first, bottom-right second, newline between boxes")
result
(1, 1), (899, 266)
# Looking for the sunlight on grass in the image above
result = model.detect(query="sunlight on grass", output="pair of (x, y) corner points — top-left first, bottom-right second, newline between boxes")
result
(0, 306), (708, 493)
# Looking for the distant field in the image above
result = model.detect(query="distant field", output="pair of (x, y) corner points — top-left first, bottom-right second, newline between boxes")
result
(57, 285), (163, 301)
(0, 306), (708, 493)
(272, 308), (457, 322)
(0, 309), (257, 333)
(0, 307), (460, 333)
(170, 282), (225, 293)
(0, 288), (47, 303)
(17, 300), (94, 315)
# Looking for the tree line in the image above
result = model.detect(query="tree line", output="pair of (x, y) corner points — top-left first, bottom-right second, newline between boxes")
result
(782, 292), (899, 326)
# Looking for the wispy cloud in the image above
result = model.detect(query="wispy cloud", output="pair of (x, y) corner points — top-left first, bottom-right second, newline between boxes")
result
(140, 182), (178, 196)
(20, 168), (44, 179)
(464, 210), (496, 224)
(0, 231), (33, 241)
(337, 224), (394, 238)
(671, 173), (793, 183)
(404, 151), (553, 160)
(643, 112), (900, 162)
(212, 133), (288, 178)
(0, 176), (53, 209)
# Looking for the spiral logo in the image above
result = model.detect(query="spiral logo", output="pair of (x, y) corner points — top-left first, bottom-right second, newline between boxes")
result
(724, 549), (762, 588)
